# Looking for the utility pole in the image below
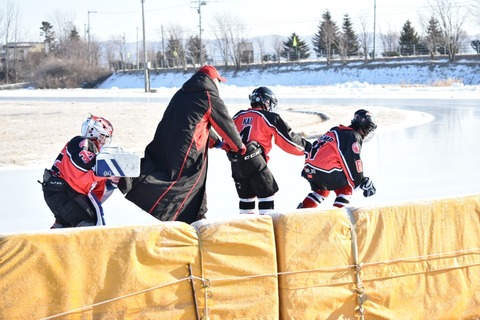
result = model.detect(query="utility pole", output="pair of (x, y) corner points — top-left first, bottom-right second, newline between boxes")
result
(123, 33), (127, 71)
(141, 0), (150, 92)
(373, 0), (376, 60)
(136, 27), (139, 70)
(87, 10), (97, 65)
(161, 25), (166, 68)
(196, 0), (207, 66)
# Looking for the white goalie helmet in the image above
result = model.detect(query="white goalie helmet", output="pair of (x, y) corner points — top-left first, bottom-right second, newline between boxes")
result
(81, 115), (114, 146)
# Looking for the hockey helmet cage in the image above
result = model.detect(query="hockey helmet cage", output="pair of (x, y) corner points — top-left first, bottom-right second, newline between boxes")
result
(81, 115), (114, 146)
(249, 86), (278, 112)
(351, 109), (377, 141)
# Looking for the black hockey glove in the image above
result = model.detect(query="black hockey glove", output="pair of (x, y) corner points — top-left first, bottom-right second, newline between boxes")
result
(359, 177), (376, 197)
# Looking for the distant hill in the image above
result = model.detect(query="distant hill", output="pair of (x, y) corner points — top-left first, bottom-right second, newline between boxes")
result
(98, 55), (480, 89)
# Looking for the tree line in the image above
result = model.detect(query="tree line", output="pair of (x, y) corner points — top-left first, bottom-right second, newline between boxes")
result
(1, 0), (479, 87)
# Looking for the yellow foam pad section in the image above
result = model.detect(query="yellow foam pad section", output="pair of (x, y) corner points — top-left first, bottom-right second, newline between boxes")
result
(272, 209), (357, 319)
(353, 195), (480, 319)
(0, 216), (278, 319)
(192, 215), (279, 319)
(0, 222), (201, 319)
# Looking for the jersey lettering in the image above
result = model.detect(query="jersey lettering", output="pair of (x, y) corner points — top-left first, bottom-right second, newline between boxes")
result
(242, 117), (253, 126)
(79, 150), (95, 164)
(355, 159), (363, 172)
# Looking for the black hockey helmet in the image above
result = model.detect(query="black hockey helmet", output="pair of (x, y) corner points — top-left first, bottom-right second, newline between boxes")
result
(351, 109), (377, 141)
(249, 86), (278, 112)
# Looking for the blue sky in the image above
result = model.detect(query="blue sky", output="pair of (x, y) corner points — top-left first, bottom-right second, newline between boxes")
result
(11, 0), (478, 43)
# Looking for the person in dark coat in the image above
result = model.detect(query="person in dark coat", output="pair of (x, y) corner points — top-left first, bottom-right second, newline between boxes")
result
(119, 65), (245, 223)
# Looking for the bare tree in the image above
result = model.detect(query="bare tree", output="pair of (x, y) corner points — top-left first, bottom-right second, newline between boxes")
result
(1, 2), (22, 84)
(0, 7), (4, 40)
(470, 0), (480, 29)
(357, 15), (372, 62)
(272, 35), (283, 64)
(379, 26), (400, 57)
(255, 37), (266, 66)
(105, 35), (126, 71)
(427, 0), (468, 61)
(211, 12), (247, 69)
(48, 10), (76, 45)
(87, 35), (101, 68)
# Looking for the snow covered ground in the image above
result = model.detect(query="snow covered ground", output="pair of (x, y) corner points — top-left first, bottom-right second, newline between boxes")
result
(1, 63), (479, 234)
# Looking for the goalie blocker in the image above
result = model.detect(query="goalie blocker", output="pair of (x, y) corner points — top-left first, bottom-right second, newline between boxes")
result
(95, 146), (140, 177)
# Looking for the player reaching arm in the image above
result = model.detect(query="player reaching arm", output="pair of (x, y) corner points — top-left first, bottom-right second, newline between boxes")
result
(228, 86), (311, 214)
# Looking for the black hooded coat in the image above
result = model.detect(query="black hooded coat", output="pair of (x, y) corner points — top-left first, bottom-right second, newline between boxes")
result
(120, 71), (244, 223)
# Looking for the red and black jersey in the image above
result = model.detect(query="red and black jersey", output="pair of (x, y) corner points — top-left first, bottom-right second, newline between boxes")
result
(51, 136), (108, 200)
(232, 108), (309, 161)
(303, 125), (364, 189)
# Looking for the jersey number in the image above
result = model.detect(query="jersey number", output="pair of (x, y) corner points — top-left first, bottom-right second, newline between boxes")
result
(239, 126), (251, 144)
(307, 139), (327, 160)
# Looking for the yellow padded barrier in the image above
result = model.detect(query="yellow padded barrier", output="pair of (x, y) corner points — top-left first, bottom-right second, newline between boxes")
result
(0, 223), (200, 319)
(0, 216), (279, 320)
(1, 195), (480, 319)
(0, 223), (198, 319)
(271, 195), (480, 319)
(352, 194), (480, 319)
(272, 209), (357, 319)
(192, 215), (279, 319)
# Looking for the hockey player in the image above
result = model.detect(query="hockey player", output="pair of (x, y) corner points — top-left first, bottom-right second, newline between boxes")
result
(41, 115), (119, 228)
(297, 109), (377, 209)
(228, 86), (311, 214)
(119, 65), (245, 224)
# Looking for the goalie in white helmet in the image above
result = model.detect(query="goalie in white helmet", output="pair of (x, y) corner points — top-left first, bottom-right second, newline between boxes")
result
(40, 114), (119, 228)
(81, 115), (114, 148)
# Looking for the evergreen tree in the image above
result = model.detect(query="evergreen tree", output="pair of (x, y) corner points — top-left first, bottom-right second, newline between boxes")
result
(69, 27), (80, 42)
(280, 33), (310, 61)
(312, 10), (340, 64)
(58, 26), (83, 60)
(338, 14), (359, 60)
(399, 20), (424, 56)
(166, 36), (186, 68)
(423, 17), (444, 58)
(40, 21), (56, 53)
(186, 35), (208, 68)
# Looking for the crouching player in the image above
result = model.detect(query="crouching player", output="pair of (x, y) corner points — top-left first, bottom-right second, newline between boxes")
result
(41, 115), (119, 228)
(298, 109), (377, 209)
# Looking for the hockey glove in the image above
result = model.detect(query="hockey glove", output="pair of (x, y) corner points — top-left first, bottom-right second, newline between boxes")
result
(214, 140), (225, 149)
(359, 177), (376, 197)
